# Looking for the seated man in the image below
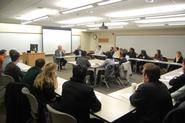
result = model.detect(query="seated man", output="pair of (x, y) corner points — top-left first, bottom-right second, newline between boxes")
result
(54, 45), (67, 70)
(21, 58), (45, 87)
(129, 63), (173, 123)
(76, 51), (94, 84)
(4, 51), (24, 82)
(52, 65), (102, 123)
(169, 58), (185, 100)
(97, 51), (115, 83)
(73, 46), (83, 60)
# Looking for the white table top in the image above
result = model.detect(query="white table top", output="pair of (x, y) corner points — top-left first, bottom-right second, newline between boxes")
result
(68, 59), (119, 69)
(17, 62), (31, 72)
(160, 68), (183, 89)
(94, 91), (135, 123)
(91, 54), (106, 57)
(108, 86), (134, 102)
(128, 58), (181, 66)
(55, 55), (81, 59)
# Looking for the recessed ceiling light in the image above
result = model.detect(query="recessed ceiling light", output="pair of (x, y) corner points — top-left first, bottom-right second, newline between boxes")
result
(86, 22), (128, 27)
(137, 23), (164, 27)
(145, 0), (155, 3)
(106, 4), (185, 18)
(62, 5), (94, 14)
(135, 17), (185, 23)
(56, 0), (102, 9)
(98, 0), (122, 6)
(57, 16), (103, 24)
(17, 8), (58, 20)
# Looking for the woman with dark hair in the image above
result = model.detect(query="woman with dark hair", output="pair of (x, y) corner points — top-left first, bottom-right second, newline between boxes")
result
(154, 49), (163, 60)
(136, 50), (152, 74)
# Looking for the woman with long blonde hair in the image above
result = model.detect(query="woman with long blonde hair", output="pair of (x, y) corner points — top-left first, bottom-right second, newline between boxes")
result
(34, 62), (58, 104)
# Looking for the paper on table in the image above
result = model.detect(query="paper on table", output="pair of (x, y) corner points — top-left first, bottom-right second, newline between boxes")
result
(164, 76), (174, 80)
(120, 93), (132, 100)
(179, 71), (183, 74)
(97, 95), (101, 101)
(159, 78), (170, 82)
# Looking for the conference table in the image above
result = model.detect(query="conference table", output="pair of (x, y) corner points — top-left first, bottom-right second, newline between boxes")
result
(54, 55), (81, 70)
(18, 61), (183, 122)
(128, 58), (182, 66)
(68, 59), (119, 86)
(108, 67), (183, 103)
(18, 61), (135, 123)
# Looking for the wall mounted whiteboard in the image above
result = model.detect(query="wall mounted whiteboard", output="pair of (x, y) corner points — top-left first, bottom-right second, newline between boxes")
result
(116, 35), (185, 58)
(42, 27), (72, 54)
(0, 33), (42, 53)
(72, 35), (80, 52)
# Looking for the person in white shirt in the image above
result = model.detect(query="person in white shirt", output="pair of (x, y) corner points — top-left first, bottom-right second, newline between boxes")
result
(54, 45), (67, 69)
(95, 45), (103, 55)
(113, 47), (120, 59)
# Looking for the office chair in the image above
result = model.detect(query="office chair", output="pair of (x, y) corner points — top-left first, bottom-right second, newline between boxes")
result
(46, 104), (77, 123)
(100, 64), (122, 88)
(21, 87), (38, 123)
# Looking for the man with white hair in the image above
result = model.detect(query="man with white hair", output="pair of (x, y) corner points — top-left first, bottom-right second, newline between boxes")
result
(55, 45), (67, 70)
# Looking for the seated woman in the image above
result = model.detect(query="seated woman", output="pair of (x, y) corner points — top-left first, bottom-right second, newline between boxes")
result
(33, 63), (58, 123)
(154, 49), (163, 60)
(168, 51), (183, 72)
(137, 50), (152, 74)
(127, 48), (137, 72)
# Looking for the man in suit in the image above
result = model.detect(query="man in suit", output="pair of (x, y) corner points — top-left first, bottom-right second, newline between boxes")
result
(21, 58), (45, 87)
(54, 45), (67, 69)
(129, 63), (173, 123)
(169, 58), (185, 100)
(52, 65), (102, 123)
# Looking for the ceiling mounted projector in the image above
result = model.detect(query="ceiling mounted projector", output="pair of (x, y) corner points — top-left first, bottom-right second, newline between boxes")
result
(99, 22), (108, 29)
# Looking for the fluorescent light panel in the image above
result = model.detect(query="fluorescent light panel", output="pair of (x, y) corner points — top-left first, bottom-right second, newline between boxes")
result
(135, 17), (185, 23)
(98, 0), (122, 6)
(146, 14), (185, 19)
(56, 0), (102, 9)
(21, 20), (33, 25)
(137, 24), (164, 27)
(32, 15), (49, 22)
(86, 22), (128, 27)
(17, 8), (58, 20)
(106, 4), (185, 18)
(62, 5), (94, 14)
(168, 22), (185, 26)
(58, 16), (103, 24)
(88, 28), (99, 30)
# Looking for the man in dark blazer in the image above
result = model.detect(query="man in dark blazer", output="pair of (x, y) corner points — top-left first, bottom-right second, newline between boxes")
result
(52, 65), (102, 123)
(54, 45), (67, 69)
(169, 59), (185, 99)
(129, 63), (173, 123)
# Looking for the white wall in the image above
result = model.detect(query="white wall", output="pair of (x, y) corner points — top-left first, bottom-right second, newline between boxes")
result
(116, 35), (185, 58)
(88, 28), (185, 58)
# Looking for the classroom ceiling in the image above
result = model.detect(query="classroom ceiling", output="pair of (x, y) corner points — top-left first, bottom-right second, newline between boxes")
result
(0, 0), (185, 31)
